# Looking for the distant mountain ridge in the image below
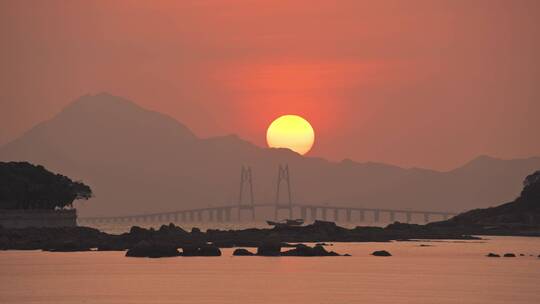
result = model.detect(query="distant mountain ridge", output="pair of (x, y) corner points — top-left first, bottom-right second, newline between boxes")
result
(1, 93), (539, 217)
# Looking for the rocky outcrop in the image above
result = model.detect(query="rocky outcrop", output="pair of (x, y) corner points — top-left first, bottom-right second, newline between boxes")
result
(125, 241), (180, 258)
(281, 244), (341, 256)
(486, 253), (500, 257)
(196, 245), (221, 256)
(256, 243), (281, 256)
(181, 245), (221, 256)
(233, 248), (255, 256)
(372, 250), (392, 256)
(503, 253), (516, 257)
(43, 241), (91, 252)
(0, 219), (482, 252)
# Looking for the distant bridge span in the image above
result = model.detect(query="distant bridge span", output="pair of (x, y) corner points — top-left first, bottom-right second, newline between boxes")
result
(79, 165), (458, 225)
(78, 202), (457, 225)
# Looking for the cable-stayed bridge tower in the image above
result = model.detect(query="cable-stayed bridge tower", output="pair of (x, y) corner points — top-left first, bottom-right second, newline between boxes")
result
(274, 164), (293, 220)
(237, 165), (255, 221)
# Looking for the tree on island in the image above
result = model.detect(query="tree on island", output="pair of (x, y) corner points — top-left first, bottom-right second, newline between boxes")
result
(0, 162), (92, 210)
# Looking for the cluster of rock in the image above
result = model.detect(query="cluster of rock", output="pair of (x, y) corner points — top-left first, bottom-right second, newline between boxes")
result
(250, 241), (345, 257)
(125, 241), (222, 258)
(0, 220), (479, 253)
(124, 238), (347, 258)
(371, 250), (392, 256)
(486, 252), (539, 258)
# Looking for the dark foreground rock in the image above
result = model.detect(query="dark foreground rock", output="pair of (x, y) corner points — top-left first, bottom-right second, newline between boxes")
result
(182, 245), (221, 256)
(43, 241), (91, 252)
(256, 238), (281, 256)
(486, 253), (501, 257)
(0, 219), (482, 252)
(503, 253), (516, 257)
(281, 244), (341, 256)
(233, 248), (255, 256)
(126, 241), (180, 258)
(372, 250), (392, 256)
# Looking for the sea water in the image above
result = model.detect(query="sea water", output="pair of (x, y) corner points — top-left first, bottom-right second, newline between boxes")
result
(1, 236), (539, 304)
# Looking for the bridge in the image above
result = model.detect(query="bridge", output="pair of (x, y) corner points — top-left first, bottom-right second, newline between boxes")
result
(78, 165), (457, 225)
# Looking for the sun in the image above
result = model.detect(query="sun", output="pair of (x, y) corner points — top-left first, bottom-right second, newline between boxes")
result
(266, 115), (315, 155)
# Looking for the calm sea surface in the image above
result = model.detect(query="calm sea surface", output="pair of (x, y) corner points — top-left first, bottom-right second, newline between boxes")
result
(1, 236), (539, 304)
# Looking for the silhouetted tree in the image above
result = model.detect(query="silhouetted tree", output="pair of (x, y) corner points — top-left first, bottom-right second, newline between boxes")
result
(0, 162), (92, 210)
(521, 170), (540, 203)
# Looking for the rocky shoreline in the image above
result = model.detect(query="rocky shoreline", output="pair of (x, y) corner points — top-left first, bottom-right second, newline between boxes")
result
(0, 220), (479, 251)
(2, 219), (540, 257)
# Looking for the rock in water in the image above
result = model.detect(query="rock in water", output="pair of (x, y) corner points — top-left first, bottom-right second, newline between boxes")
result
(503, 253), (516, 257)
(233, 248), (255, 256)
(372, 250), (392, 257)
(44, 241), (91, 252)
(486, 253), (501, 257)
(126, 241), (180, 258)
(181, 245), (221, 256)
(281, 244), (340, 256)
(198, 245), (222, 256)
(181, 246), (200, 256)
(257, 242), (281, 256)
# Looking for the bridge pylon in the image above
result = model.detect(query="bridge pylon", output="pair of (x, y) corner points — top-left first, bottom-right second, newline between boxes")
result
(274, 164), (293, 220)
(237, 165), (255, 221)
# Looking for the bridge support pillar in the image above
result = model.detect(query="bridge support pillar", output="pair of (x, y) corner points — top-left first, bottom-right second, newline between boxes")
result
(217, 209), (223, 222)
(423, 213), (429, 223)
(224, 208), (231, 222)
(359, 210), (365, 222)
(346, 209), (352, 222)
(374, 210), (380, 222)
(197, 211), (203, 222)
(238, 206), (255, 222)
(334, 208), (339, 222)
(322, 208), (327, 221)
(300, 207), (307, 220)
(310, 207), (317, 221)
(406, 212), (412, 223)
(389, 211), (395, 223)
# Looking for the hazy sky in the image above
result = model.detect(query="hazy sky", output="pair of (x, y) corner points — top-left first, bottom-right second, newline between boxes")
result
(1, 0), (539, 170)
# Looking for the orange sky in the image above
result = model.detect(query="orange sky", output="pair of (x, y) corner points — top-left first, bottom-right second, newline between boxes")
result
(1, 0), (539, 170)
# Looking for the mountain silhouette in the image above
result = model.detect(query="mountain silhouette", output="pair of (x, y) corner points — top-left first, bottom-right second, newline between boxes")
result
(1, 93), (539, 217)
